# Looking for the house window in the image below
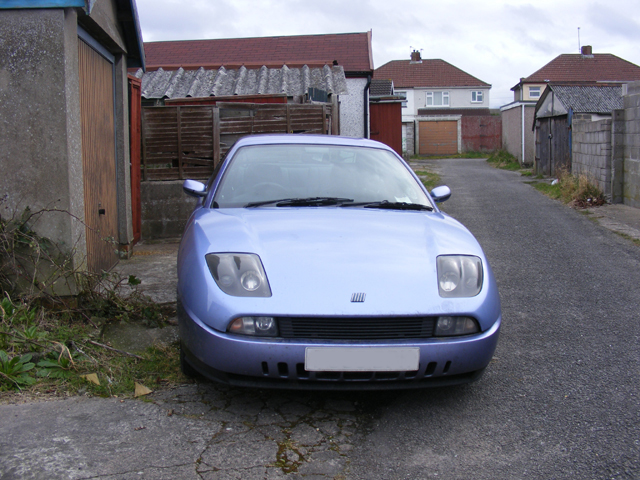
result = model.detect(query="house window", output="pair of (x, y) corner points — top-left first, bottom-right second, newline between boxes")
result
(426, 91), (449, 107)
(529, 86), (541, 99)
(471, 91), (483, 103)
(396, 90), (408, 108)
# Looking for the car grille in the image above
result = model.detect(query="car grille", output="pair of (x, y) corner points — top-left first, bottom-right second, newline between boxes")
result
(277, 316), (435, 340)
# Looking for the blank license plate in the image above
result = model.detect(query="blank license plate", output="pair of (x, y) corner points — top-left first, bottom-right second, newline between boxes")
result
(305, 347), (419, 372)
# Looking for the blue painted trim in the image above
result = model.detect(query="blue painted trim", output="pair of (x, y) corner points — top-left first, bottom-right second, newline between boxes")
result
(0, 0), (85, 8)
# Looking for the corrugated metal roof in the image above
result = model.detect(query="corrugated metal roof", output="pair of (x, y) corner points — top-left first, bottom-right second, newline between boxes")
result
(551, 85), (623, 113)
(135, 65), (348, 100)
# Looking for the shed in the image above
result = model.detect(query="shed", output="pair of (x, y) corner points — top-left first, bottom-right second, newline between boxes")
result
(534, 84), (622, 176)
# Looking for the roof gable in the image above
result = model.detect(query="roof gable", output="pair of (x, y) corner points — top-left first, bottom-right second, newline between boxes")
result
(523, 53), (640, 84)
(373, 59), (490, 88)
(144, 32), (373, 75)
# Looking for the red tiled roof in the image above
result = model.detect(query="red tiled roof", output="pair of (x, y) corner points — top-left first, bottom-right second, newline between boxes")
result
(373, 59), (490, 88)
(523, 54), (640, 83)
(144, 32), (373, 74)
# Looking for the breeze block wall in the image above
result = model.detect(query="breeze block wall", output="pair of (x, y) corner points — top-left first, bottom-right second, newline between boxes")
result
(622, 82), (640, 207)
(141, 181), (199, 239)
(572, 118), (613, 198)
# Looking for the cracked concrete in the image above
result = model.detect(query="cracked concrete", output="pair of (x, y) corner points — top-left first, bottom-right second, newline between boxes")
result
(0, 383), (368, 479)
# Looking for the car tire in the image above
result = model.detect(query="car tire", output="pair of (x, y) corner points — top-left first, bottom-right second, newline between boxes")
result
(179, 342), (199, 378)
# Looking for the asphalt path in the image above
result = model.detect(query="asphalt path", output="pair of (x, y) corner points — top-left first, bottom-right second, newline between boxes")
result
(2, 158), (639, 479)
(347, 158), (640, 479)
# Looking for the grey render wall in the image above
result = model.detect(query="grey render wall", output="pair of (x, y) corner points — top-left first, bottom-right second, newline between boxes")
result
(0, 9), (86, 267)
(572, 119), (613, 197)
(500, 103), (536, 165)
(403, 122), (415, 157)
(340, 78), (367, 137)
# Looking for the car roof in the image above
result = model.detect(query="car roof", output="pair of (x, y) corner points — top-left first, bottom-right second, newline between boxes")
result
(232, 134), (395, 151)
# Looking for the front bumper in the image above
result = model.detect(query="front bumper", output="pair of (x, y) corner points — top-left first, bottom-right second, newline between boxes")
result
(178, 301), (501, 390)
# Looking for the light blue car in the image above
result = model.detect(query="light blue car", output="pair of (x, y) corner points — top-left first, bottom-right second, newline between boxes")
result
(178, 134), (501, 389)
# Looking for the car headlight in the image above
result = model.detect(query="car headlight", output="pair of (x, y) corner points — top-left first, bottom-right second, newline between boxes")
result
(206, 253), (272, 297)
(434, 316), (479, 336)
(228, 316), (278, 336)
(437, 255), (483, 297)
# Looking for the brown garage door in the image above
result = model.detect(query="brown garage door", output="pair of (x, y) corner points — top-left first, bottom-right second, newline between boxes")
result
(78, 38), (119, 273)
(419, 121), (457, 155)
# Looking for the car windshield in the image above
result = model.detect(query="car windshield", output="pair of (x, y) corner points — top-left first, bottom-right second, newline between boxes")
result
(212, 144), (432, 209)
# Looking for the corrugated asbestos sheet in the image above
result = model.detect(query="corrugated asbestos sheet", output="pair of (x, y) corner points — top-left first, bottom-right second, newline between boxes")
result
(134, 65), (349, 100)
(552, 85), (623, 113)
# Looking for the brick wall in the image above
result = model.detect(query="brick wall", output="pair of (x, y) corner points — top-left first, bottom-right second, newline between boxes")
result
(461, 115), (502, 152)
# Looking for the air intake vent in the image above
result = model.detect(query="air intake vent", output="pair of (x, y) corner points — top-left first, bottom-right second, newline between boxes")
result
(351, 293), (366, 303)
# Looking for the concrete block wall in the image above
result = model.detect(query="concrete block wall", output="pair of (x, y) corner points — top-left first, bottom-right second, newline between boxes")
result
(572, 119), (612, 197)
(623, 81), (640, 207)
(141, 181), (200, 239)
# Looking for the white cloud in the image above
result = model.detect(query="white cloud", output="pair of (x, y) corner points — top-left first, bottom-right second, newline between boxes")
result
(135, 0), (640, 108)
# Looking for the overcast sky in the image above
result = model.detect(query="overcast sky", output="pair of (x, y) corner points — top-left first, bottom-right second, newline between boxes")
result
(135, 0), (640, 108)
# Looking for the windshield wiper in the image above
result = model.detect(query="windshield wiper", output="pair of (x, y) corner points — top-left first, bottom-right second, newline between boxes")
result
(341, 200), (433, 211)
(245, 197), (354, 208)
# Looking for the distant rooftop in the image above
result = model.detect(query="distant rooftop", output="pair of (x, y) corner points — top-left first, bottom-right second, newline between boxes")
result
(374, 51), (490, 89)
(516, 46), (640, 89)
(369, 79), (394, 97)
(143, 32), (373, 75)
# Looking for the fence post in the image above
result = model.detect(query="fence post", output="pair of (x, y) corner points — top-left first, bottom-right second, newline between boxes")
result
(177, 106), (183, 179)
(213, 105), (220, 167)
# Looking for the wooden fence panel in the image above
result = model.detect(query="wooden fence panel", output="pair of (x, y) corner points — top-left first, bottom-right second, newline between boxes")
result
(142, 103), (332, 180)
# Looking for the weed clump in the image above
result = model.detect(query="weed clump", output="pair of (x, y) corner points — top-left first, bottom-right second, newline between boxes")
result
(556, 170), (606, 208)
(487, 150), (521, 171)
(0, 203), (179, 396)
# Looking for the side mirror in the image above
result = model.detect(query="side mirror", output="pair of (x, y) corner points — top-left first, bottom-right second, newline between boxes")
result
(183, 179), (207, 197)
(430, 185), (451, 203)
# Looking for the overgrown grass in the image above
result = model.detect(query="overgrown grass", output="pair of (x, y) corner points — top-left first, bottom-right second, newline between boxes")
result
(411, 151), (488, 160)
(529, 169), (606, 208)
(0, 204), (182, 398)
(413, 170), (442, 191)
(486, 150), (523, 171)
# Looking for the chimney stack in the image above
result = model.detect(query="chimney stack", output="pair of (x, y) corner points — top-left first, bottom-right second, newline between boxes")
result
(581, 45), (593, 56)
(410, 50), (422, 62)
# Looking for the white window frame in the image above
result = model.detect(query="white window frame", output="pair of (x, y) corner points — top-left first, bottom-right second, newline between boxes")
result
(426, 91), (449, 107)
(471, 91), (483, 103)
(529, 86), (541, 99)
(395, 90), (408, 108)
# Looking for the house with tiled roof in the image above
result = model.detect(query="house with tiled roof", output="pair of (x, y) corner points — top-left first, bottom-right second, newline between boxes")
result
(142, 32), (374, 138)
(374, 51), (497, 156)
(501, 46), (640, 166)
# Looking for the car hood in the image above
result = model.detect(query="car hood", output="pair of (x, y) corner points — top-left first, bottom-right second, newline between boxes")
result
(185, 207), (493, 318)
